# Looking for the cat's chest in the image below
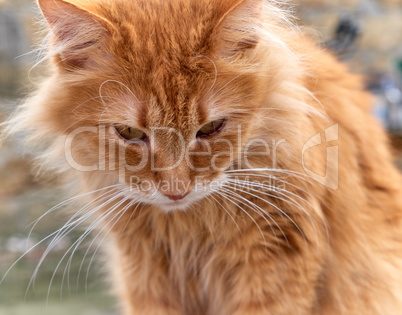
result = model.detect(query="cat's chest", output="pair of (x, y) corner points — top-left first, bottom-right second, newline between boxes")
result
(121, 211), (246, 305)
(159, 229), (237, 313)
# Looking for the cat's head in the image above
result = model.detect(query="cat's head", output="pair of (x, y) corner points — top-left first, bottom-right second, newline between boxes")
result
(13, 0), (302, 211)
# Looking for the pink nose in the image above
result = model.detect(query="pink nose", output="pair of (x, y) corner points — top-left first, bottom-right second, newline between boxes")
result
(163, 192), (190, 201)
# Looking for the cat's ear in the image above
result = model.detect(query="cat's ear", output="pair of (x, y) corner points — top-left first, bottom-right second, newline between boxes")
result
(37, 0), (112, 70)
(214, 0), (263, 58)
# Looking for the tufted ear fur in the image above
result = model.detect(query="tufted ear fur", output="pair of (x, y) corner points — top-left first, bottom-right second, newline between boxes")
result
(38, 0), (112, 70)
(214, 0), (263, 58)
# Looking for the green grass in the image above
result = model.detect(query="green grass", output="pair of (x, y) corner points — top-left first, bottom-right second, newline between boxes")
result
(0, 187), (118, 315)
(0, 256), (117, 314)
(0, 299), (116, 315)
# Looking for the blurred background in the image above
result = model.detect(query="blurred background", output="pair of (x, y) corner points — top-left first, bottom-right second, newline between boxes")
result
(0, 0), (402, 314)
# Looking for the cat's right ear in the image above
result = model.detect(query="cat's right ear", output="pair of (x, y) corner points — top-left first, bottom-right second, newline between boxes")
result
(37, 0), (113, 70)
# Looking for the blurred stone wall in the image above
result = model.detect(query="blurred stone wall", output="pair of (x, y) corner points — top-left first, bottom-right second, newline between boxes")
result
(0, 0), (38, 97)
(296, 0), (402, 75)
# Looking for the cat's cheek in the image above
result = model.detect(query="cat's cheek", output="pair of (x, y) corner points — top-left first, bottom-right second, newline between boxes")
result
(105, 143), (155, 191)
(188, 142), (236, 173)
(211, 153), (233, 171)
(187, 154), (212, 173)
(114, 143), (149, 168)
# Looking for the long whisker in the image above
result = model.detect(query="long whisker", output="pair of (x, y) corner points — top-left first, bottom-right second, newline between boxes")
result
(1, 185), (121, 289)
(84, 199), (137, 293)
(225, 171), (311, 195)
(75, 200), (141, 290)
(48, 190), (130, 303)
(218, 189), (268, 247)
(226, 178), (312, 220)
(227, 178), (300, 208)
(227, 177), (327, 240)
(225, 168), (310, 181)
(226, 179), (318, 245)
(226, 171), (317, 207)
(222, 182), (307, 245)
(226, 172), (329, 240)
(220, 185), (291, 247)
(27, 184), (123, 244)
(221, 184), (295, 247)
(63, 192), (132, 292)
(208, 193), (242, 234)
(25, 189), (123, 300)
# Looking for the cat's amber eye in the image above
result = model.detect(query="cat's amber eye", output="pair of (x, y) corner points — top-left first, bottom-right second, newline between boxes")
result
(196, 119), (226, 138)
(115, 126), (147, 142)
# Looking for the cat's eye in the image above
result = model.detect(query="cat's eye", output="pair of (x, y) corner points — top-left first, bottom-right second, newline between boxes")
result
(196, 119), (226, 138)
(115, 126), (147, 142)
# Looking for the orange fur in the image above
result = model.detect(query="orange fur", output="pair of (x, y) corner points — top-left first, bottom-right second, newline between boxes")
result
(3, 0), (402, 314)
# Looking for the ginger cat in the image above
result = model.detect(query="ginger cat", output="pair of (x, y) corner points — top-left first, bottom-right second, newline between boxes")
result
(4, 0), (402, 314)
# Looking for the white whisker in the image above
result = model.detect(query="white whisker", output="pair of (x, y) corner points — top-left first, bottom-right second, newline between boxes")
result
(25, 188), (124, 298)
(218, 188), (268, 247)
(48, 189), (130, 303)
(208, 193), (242, 234)
(222, 183), (307, 245)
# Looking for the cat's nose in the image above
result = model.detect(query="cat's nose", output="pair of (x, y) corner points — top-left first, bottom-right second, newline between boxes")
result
(163, 191), (190, 201)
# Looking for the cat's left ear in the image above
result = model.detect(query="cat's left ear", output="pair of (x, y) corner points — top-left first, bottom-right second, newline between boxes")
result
(214, 0), (263, 58)
(37, 0), (113, 70)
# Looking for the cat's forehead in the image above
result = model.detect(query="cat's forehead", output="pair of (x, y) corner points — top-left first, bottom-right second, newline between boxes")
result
(109, 1), (220, 130)
(142, 95), (204, 134)
(112, 0), (219, 60)
(136, 68), (208, 132)
(82, 0), (249, 131)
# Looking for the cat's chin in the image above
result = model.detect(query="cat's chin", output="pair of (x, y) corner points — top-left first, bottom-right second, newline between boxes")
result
(154, 191), (208, 212)
(145, 191), (210, 212)
(157, 199), (196, 212)
(121, 189), (207, 212)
